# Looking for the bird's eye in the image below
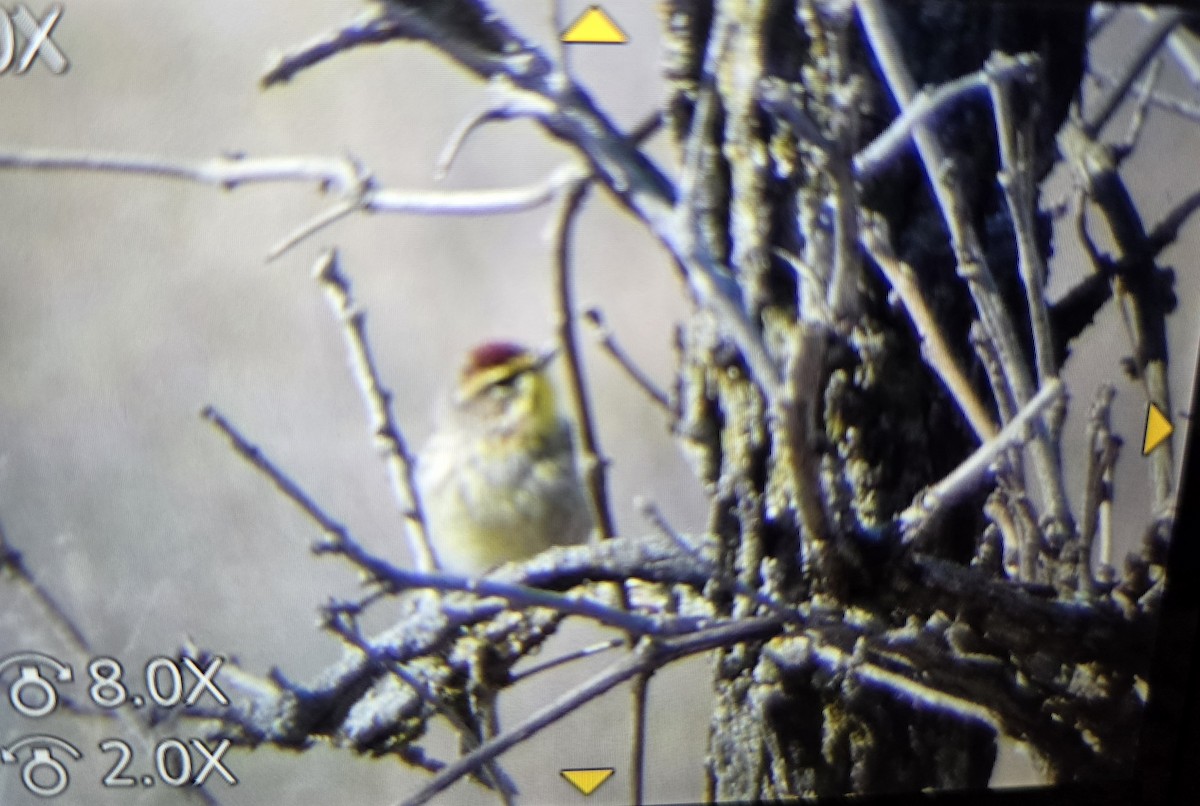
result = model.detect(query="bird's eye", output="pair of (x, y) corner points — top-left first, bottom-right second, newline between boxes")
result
(488, 372), (521, 394)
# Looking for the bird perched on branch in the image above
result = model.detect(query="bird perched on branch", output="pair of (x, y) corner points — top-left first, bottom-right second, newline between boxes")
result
(417, 341), (593, 575)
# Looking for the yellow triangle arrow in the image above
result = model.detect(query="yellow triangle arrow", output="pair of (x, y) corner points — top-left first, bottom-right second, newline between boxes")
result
(560, 767), (615, 795)
(1143, 403), (1174, 455)
(561, 6), (628, 44)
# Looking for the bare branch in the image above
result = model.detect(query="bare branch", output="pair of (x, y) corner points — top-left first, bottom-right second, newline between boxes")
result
(582, 307), (671, 411)
(0, 146), (576, 262)
(901, 380), (1066, 539)
(395, 617), (784, 806)
(854, 55), (1038, 181)
(1117, 57), (1164, 155)
(261, 10), (436, 88)
(313, 249), (439, 572)
(0, 148), (359, 192)
(1145, 6), (1200, 91)
(630, 664), (650, 805)
(552, 179), (617, 541)
(325, 608), (518, 801)
(1058, 121), (1176, 505)
(506, 637), (625, 685)
(547, 108), (663, 541)
(860, 217), (999, 442)
(1090, 65), (1200, 123)
(0, 518), (92, 653)
(270, 168), (578, 259)
(986, 53), (1058, 393)
(304, 3), (786, 408)
(1078, 386), (1120, 599)
(857, 0), (1075, 542)
(200, 404), (715, 636)
(1084, 8), (1184, 138)
(1087, 4), (1118, 39)
(436, 103), (513, 179)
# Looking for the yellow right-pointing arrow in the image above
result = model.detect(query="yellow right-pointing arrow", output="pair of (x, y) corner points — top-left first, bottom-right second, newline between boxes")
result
(560, 767), (615, 796)
(1143, 403), (1174, 455)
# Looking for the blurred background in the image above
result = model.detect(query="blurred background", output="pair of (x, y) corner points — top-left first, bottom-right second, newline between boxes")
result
(0, 2), (1197, 805)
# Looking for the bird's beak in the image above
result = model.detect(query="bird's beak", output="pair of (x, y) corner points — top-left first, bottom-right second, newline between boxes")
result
(535, 346), (560, 370)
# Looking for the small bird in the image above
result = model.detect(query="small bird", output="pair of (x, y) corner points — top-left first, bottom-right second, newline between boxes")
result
(417, 341), (593, 575)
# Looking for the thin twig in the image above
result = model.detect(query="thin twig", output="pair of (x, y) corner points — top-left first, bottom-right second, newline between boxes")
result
(0, 518), (92, 652)
(1090, 66), (1200, 123)
(1087, 4), (1118, 39)
(860, 219), (998, 442)
(761, 41), (864, 319)
(970, 323), (1017, 427)
(202, 404), (718, 637)
(582, 308), (671, 411)
(282, 4), (784, 414)
(1058, 121), (1176, 506)
(326, 610), (517, 801)
(1010, 489), (1041, 584)
(857, 0), (1075, 541)
(313, 249), (439, 572)
(772, 249), (834, 324)
(1097, 461), (1116, 581)
(637, 498), (799, 623)
(547, 109), (663, 542)
(552, 0), (570, 77)
(0, 522), (223, 806)
(506, 638), (625, 684)
(986, 53), (1057, 393)
(548, 109), (673, 805)
(983, 495), (1021, 580)
(630, 666), (650, 805)
(1145, 187), (1200, 256)
(551, 178), (647, 806)
(1144, 6), (1200, 91)
(0, 148), (360, 192)
(856, 0), (1027, 398)
(1117, 58), (1163, 156)
(854, 55), (1038, 181)
(269, 197), (361, 261)
(553, 180), (617, 540)
(1084, 8), (1183, 138)
(261, 10), (415, 87)
(270, 171), (578, 259)
(0, 147), (575, 262)
(436, 102), (512, 180)
(900, 380), (1066, 539)
(394, 617), (785, 806)
(1078, 386), (1120, 599)
(272, 165), (583, 259)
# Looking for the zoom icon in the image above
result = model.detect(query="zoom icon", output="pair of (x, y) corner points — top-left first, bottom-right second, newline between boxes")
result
(0, 653), (73, 719)
(0, 735), (83, 797)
